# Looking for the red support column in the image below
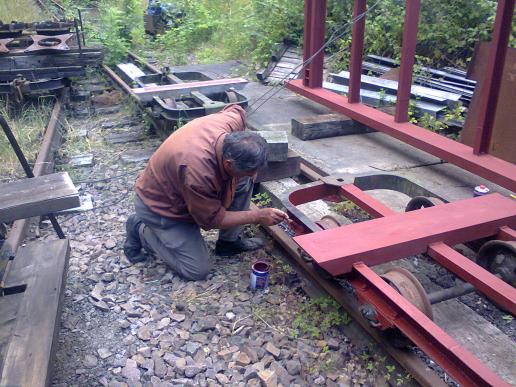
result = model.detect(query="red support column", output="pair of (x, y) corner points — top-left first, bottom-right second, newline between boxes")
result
(302, 0), (327, 88)
(473, 0), (515, 154)
(348, 0), (367, 103)
(394, 0), (421, 123)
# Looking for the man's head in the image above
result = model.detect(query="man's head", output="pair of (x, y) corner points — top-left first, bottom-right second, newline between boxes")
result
(222, 131), (267, 178)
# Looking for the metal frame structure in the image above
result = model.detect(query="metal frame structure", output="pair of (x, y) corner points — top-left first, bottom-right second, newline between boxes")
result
(283, 173), (515, 386)
(286, 0), (516, 192)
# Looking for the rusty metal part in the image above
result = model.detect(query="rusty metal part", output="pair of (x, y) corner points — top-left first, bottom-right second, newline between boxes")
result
(289, 0), (516, 192)
(24, 33), (74, 53)
(380, 267), (433, 321)
(0, 38), (12, 54)
(427, 281), (476, 305)
(405, 196), (444, 211)
(315, 215), (342, 230)
(477, 240), (516, 287)
(226, 90), (238, 103)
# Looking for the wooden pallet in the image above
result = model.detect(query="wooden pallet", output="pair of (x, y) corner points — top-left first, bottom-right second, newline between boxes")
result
(0, 239), (70, 387)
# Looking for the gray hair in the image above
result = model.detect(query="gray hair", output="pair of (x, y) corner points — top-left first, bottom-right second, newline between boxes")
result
(222, 131), (267, 172)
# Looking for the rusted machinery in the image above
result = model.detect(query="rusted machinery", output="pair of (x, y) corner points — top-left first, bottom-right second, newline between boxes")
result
(283, 173), (515, 386)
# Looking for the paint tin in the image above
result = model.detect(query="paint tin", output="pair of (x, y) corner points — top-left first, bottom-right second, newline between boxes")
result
(250, 261), (270, 291)
(473, 185), (490, 197)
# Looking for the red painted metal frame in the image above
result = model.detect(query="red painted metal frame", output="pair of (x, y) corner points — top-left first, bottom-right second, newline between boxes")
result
(348, 0), (366, 103)
(394, 0), (420, 123)
(473, 0), (516, 154)
(287, 181), (515, 384)
(350, 263), (510, 387)
(288, 0), (516, 192)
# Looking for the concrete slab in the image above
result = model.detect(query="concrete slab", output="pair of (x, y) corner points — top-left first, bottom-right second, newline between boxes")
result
(69, 154), (94, 168)
(291, 114), (373, 141)
(256, 130), (289, 162)
(120, 148), (156, 164)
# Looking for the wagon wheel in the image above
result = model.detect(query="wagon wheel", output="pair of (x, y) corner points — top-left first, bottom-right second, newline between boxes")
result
(379, 267), (433, 348)
(476, 240), (516, 287)
(405, 196), (444, 212)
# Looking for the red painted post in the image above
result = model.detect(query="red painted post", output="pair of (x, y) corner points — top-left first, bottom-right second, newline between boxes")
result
(302, 0), (313, 86)
(348, 0), (367, 103)
(473, 0), (515, 155)
(394, 0), (421, 123)
(303, 0), (327, 88)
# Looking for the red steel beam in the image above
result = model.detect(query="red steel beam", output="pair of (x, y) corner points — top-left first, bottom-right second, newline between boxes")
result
(285, 79), (516, 192)
(339, 184), (516, 315)
(302, 0), (327, 88)
(348, 0), (367, 103)
(395, 0), (421, 123)
(473, 0), (516, 154)
(428, 242), (516, 314)
(350, 263), (511, 387)
(498, 226), (516, 241)
(294, 193), (516, 275)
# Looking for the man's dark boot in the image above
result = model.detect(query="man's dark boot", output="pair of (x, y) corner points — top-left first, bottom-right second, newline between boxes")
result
(215, 237), (265, 256)
(123, 215), (147, 263)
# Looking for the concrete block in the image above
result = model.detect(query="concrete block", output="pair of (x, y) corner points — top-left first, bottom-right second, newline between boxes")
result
(256, 130), (289, 162)
(256, 150), (300, 183)
(291, 114), (372, 141)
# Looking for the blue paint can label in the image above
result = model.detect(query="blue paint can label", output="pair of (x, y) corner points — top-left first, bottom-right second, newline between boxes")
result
(250, 261), (270, 291)
(473, 185), (490, 197)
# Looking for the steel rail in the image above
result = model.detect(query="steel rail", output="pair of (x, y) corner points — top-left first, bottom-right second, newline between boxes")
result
(0, 89), (68, 289)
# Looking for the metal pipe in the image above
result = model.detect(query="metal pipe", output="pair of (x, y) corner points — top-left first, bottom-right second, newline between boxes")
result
(348, 0), (366, 103)
(394, 0), (421, 123)
(78, 8), (86, 46)
(472, 0), (515, 154)
(428, 281), (476, 304)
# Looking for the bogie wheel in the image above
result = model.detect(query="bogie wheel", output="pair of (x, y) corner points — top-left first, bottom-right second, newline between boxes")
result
(405, 196), (444, 212)
(379, 267), (433, 348)
(477, 240), (516, 287)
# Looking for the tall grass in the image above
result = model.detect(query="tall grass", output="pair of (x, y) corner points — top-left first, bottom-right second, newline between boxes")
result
(0, 100), (53, 179)
(0, 0), (51, 22)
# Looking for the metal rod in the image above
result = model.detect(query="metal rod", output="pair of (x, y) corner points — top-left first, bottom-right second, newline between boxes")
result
(78, 8), (86, 46)
(394, 0), (421, 123)
(74, 18), (82, 53)
(348, 0), (366, 103)
(428, 281), (476, 304)
(472, 0), (515, 154)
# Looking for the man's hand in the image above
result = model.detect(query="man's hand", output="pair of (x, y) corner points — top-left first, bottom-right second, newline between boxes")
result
(256, 208), (289, 226)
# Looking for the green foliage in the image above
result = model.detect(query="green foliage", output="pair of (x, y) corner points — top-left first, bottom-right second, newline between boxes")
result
(292, 297), (351, 339)
(252, 192), (272, 208)
(153, 0), (304, 66)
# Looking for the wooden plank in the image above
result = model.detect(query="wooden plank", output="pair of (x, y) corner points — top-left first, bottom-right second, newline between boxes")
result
(1, 239), (70, 387)
(294, 193), (516, 275)
(132, 78), (248, 102)
(0, 172), (79, 223)
(292, 113), (373, 140)
(0, 292), (24, 371)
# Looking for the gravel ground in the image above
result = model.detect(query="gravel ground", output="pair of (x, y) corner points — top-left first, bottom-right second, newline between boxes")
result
(43, 81), (390, 387)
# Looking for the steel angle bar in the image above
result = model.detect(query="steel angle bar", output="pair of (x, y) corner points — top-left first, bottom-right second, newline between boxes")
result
(132, 78), (248, 102)
(350, 263), (511, 387)
(332, 71), (462, 106)
(323, 82), (446, 117)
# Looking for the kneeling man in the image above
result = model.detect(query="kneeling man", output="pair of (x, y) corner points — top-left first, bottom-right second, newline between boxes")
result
(124, 105), (288, 280)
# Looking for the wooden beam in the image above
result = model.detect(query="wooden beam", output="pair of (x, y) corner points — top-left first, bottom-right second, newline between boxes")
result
(294, 193), (516, 275)
(1, 239), (70, 387)
(0, 172), (79, 223)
